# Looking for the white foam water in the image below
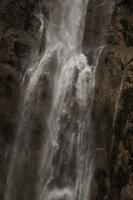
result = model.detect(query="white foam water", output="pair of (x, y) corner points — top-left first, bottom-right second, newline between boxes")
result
(4, 0), (113, 200)
(35, 1), (104, 200)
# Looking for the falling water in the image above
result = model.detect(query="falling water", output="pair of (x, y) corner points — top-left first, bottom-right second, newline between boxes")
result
(112, 71), (126, 130)
(110, 70), (126, 152)
(4, 0), (113, 200)
(34, 1), (103, 200)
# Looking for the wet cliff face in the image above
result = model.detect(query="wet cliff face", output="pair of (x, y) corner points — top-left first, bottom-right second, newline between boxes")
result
(0, 1), (42, 198)
(91, 0), (133, 199)
(0, 0), (132, 199)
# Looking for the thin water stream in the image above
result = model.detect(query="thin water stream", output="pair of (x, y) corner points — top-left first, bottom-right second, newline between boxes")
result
(110, 69), (126, 152)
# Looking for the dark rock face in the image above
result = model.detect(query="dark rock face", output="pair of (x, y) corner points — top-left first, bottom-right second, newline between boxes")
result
(0, 1), (43, 198)
(0, 0), (132, 200)
(90, 0), (133, 199)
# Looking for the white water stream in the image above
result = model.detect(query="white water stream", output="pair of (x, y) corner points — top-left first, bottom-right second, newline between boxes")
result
(4, 0), (113, 200)
(34, 1), (103, 200)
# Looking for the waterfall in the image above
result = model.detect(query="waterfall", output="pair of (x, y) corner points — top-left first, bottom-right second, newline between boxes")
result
(35, 1), (103, 200)
(4, 0), (113, 200)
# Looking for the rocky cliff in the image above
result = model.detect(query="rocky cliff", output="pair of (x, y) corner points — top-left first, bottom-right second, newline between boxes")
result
(0, 0), (132, 199)
(91, 0), (133, 199)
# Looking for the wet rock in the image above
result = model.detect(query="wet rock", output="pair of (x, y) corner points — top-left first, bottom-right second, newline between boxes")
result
(120, 174), (133, 200)
(91, 0), (133, 199)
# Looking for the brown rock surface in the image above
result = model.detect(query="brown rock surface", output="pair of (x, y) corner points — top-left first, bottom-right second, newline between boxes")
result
(91, 0), (133, 199)
(120, 174), (133, 200)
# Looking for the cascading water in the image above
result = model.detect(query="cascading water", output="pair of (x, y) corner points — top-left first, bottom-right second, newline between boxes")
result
(4, 0), (113, 200)
(35, 1), (103, 200)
